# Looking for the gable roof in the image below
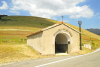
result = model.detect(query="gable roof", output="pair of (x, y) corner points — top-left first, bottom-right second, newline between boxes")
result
(26, 22), (80, 37)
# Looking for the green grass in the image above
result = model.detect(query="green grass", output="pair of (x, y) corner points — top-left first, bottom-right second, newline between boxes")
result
(0, 30), (33, 45)
(0, 16), (58, 30)
(0, 16), (100, 64)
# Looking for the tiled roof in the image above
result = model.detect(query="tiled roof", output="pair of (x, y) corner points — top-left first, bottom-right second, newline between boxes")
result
(26, 30), (42, 37)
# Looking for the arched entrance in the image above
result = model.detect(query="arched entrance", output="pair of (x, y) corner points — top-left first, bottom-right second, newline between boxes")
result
(55, 33), (70, 54)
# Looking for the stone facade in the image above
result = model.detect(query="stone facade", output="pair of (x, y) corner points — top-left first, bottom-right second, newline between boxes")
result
(27, 23), (80, 55)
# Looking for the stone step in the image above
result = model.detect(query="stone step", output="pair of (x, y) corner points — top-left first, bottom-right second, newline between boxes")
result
(56, 53), (68, 56)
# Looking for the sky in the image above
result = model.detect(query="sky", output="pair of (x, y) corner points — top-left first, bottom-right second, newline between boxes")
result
(0, 0), (100, 29)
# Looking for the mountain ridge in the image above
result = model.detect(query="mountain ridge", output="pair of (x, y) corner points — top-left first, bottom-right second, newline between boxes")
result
(86, 29), (100, 36)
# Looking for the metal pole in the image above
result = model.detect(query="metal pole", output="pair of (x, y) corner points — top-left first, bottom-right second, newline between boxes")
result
(79, 24), (82, 50)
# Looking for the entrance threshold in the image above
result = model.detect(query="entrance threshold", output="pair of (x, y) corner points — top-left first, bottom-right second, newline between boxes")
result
(55, 53), (68, 56)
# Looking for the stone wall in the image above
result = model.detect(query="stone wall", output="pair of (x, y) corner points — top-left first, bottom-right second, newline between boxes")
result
(43, 24), (79, 55)
(27, 32), (43, 54)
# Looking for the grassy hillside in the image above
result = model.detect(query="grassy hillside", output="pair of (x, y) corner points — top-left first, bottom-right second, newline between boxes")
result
(0, 16), (58, 31)
(0, 16), (100, 64)
(0, 16), (59, 45)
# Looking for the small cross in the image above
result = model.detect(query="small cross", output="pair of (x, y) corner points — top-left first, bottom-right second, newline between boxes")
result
(61, 16), (63, 22)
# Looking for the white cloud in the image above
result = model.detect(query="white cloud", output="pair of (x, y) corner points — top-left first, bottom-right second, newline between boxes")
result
(94, 13), (99, 16)
(52, 17), (57, 20)
(60, 19), (69, 22)
(96, 13), (99, 15)
(0, 1), (9, 10)
(63, 20), (69, 22)
(10, 0), (94, 19)
(9, 11), (20, 14)
(98, 17), (100, 18)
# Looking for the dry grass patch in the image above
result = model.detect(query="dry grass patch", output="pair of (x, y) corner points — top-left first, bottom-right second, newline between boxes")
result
(79, 47), (95, 54)
(0, 44), (55, 64)
(0, 45), (28, 64)
(71, 47), (95, 55)
(0, 44), (99, 64)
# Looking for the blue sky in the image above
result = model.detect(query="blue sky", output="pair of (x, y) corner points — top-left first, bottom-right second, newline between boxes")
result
(0, 0), (100, 29)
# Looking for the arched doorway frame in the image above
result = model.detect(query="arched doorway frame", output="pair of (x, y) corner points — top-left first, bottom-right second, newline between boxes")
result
(53, 30), (72, 54)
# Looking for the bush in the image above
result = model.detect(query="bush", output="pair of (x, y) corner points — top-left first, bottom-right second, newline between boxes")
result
(92, 42), (95, 47)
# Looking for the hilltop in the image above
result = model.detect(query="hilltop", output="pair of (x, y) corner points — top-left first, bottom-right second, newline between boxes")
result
(0, 16), (58, 32)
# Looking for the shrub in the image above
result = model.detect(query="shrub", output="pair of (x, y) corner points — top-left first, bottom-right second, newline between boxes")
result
(92, 42), (95, 47)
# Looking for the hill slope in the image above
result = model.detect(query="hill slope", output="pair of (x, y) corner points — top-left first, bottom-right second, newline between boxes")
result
(0, 16), (59, 45)
(0, 16), (100, 46)
(0, 16), (100, 64)
(0, 16), (58, 32)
